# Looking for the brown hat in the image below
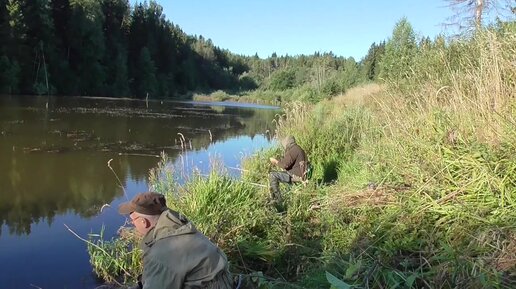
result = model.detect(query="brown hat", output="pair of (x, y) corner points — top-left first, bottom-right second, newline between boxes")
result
(118, 192), (167, 215)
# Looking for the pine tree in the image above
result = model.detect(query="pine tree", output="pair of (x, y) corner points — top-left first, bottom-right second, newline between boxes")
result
(0, 55), (20, 94)
(23, 0), (59, 94)
(101, 0), (130, 97)
(49, 0), (78, 95)
(0, 0), (20, 93)
(378, 18), (417, 86)
(0, 0), (9, 55)
(137, 47), (158, 98)
(361, 41), (385, 81)
(68, 0), (106, 95)
(5, 0), (29, 93)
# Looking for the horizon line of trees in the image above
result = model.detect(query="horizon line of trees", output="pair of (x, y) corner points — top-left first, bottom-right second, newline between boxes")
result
(0, 0), (386, 100)
(1, 0), (513, 100)
(0, 0), (254, 98)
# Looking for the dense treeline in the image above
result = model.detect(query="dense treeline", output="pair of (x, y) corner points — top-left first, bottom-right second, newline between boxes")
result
(0, 0), (388, 99)
(1, 1), (513, 103)
(0, 0), (253, 97)
(240, 44), (385, 103)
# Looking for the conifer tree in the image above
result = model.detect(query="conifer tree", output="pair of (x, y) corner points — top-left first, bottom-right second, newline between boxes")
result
(378, 18), (417, 86)
(137, 47), (158, 97)
(68, 0), (106, 95)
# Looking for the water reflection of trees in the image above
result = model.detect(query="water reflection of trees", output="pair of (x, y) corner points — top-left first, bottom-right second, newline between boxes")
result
(0, 151), (127, 236)
(0, 97), (277, 236)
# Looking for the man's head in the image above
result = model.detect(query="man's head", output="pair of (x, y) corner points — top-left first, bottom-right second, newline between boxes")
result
(281, 135), (296, 149)
(118, 192), (167, 236)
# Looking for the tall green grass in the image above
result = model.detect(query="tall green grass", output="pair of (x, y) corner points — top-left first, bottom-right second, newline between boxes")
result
(88, 28), (515, 289)
(311, 28), (516, 289)
(87, 226), (142, 285)
(150, 160), (326, 278)
(271, 101), (375, 184)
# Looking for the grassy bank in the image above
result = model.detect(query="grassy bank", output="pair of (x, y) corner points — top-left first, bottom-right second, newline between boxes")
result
(88, 28), (515, 288)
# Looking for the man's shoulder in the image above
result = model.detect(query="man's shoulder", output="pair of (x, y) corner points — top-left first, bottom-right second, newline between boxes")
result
(151, 231), (215, 254)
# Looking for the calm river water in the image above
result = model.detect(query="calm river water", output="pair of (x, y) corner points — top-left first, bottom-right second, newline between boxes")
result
(0, 96), (278, 289)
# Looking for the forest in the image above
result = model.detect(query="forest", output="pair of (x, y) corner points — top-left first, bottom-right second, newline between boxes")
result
(0, 0), (383, 101)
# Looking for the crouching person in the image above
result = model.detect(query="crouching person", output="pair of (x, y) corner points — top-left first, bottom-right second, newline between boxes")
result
(118, 192), (233, 289)
(269, 136), (307, 205)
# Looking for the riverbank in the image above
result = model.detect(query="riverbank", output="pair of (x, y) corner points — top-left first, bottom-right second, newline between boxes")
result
(88, 28), (515, 288)
(192, 90), (281, 107)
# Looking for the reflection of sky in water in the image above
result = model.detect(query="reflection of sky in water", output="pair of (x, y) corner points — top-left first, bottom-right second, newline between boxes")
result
(0, 135), (271, 289)
(121, 134), (270, 193)
(173, 134), (270, 180)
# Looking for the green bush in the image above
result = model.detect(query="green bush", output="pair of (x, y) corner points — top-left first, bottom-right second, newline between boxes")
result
(269, 69), (296, 91)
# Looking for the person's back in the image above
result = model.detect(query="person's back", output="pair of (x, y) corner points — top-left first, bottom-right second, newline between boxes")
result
(142, 209), (232, 289)
(278, 140), (307, 180)
(118, 192), (233, 289)
(269, 136), (308, 205)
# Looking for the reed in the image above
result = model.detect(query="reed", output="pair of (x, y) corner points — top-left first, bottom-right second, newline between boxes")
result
(311, 28), (516, 289)
(87, 226), (142, 285)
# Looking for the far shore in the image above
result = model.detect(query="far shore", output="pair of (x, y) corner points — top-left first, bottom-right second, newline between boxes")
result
(0, 94), (281, 110)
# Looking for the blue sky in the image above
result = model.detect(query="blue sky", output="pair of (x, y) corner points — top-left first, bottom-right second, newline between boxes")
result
(137, 1), (464, 60)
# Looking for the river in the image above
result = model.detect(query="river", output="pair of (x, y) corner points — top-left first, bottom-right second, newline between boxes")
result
(0, 95), (278, 289)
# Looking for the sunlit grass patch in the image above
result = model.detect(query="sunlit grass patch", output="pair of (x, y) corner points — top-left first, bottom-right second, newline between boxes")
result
(333, 83), (384, 107)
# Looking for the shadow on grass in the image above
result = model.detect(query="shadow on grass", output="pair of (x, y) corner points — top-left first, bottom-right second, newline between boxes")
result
(322, 159), (339, 184)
